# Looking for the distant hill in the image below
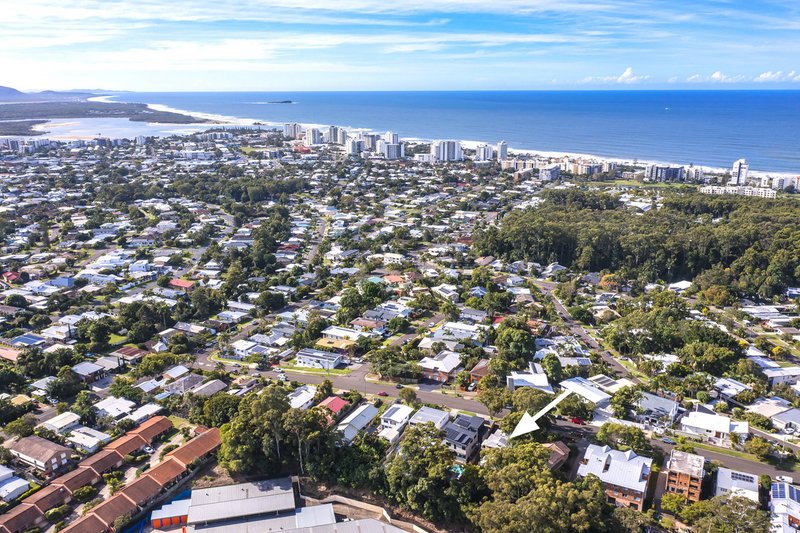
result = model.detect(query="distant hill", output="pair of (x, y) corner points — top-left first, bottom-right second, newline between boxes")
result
(0, 85), (100, 103)
(0, 86), (25, 98)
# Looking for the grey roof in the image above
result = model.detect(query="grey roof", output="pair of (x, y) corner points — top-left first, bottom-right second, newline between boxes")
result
(637, 392), (678, 418)
(72, 361), (103, 376)
(192, 517), (403, 533)
(774, 408), (800, 426)
(192, 379), (228, 397)
(444, 414), (482, 445)
(188, 478), (296, 525)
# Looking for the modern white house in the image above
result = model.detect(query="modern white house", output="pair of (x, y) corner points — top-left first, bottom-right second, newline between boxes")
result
(715, 467), (759, 502)
(287, 385), (317, 410)
(408, 406), (449, 430)
(380, 404), (414, 430)
(295, 348), (344, 370)
(771, 482), (800, 532)
(337, 403), (379, 443)
(378, 404), (414, 444)
(40, 411), (81, 435)
(680, 411), (749, 445)
(506, 363), (554, 394)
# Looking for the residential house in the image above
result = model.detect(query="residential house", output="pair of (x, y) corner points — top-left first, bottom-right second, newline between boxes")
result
(71, 361), (104, 383)
(771, 482), (800, 532)
(317, 396), (350, 422)
(506, 362), (554, 394)
(715, 467), (759, 502)
(287, 385), (317, 410)
(469, 359), (490, 385)
(0, 465), (29, 502)
(577, 444), (652, 511)
(9, 436), (72, 476)
(635, 392), (679, 427)
(378, 403), (414, 444)
(443, 414), (484, 462)
(40, 411), (81, 435)
(418, 350), (462, 382)
(408, 406), (449, 430)
(680, 411), (749, 446)
(337, 403), (379, 443)
(295, 348), (343, 370)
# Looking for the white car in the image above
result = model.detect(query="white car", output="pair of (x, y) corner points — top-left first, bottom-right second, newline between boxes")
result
(143, 446), (155, 454)
(776, 476), (794, 484)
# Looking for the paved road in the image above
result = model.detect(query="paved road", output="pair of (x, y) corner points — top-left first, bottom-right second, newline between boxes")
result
(533, 280), (637, 382)
(193, 348), (490, 416)
(302, 218), (327, 267)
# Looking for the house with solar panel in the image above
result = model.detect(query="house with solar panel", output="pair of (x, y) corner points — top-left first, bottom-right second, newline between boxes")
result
(771, 482), (800, 532)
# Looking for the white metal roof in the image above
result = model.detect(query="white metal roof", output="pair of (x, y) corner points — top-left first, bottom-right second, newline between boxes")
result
(577, 444), (651, 493)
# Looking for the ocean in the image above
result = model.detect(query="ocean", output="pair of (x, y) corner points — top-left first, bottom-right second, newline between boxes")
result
(106, 91), (800, 173)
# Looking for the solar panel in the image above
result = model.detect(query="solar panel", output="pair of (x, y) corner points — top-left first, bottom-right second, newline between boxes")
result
(789, 485), (800, 503)
(772, 483), (786, 500)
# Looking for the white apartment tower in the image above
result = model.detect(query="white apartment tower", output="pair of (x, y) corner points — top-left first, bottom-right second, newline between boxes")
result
(497, 140), (508, 161)
(346, 139), (363, 155)
(385, 131), (399, 144)
(431, 140), (463, 162)
(305, 128), (323, 146)
(475, 144), (493, 162)
(729, 159), (749, 185)
(283, 123), (302, 139)
(326, 126), (341, 144)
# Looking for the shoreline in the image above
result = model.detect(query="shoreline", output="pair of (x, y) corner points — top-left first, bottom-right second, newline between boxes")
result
(22, 95), (800, 178)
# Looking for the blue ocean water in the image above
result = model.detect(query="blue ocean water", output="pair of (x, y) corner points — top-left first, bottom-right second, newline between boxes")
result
(112, 91), (800, 173)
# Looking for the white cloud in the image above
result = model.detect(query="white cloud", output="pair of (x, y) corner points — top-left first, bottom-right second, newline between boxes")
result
(686, 71), (751, 83)
(616, 67), (649, 83)
(754, 70), (800, 82)
(709, 70), (749, 83)
(581, 67), (649, 84)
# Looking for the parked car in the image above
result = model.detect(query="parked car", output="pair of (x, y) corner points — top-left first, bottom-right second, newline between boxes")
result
(143, 446), (155, 454)
(570, 417), (585, 425)
(661, 437), (676, 445)
(395, 383), (404, 389)
(777, 476), (794, 484)
(278, 374), (287, 382)
(467, 382), (477, 392)
(377, 391), (388, 397)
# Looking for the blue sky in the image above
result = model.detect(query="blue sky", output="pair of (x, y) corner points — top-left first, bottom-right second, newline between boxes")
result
(3, 0), (800, 91)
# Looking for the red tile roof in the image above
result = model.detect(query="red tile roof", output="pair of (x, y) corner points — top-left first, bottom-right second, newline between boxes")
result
(88, 493), (138, 527)
(52, 467), (98, 493)
(169, 278), (195, 289)
(165, 427), (220, 468)
(120, 475), (162, 506)
(81, 449), (124, 477)
(59, 514), (107, 533)
(105, 434), (148, 455)
(25, 484), (70, 513)
(143, 458), (184, 486)
(129, 415), (173, 443)
(0, 504), (43, 533)
(318, 396), (350, 415)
